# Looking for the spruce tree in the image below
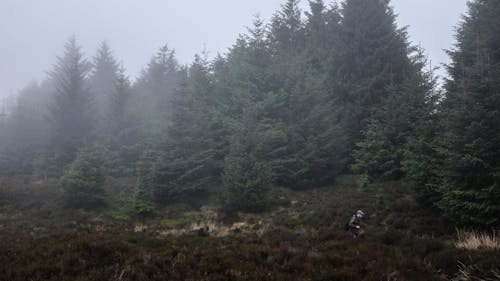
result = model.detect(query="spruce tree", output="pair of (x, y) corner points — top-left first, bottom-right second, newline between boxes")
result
(108, 66), (132, 140)
(0, 82), (51, 174)
(438, 0), (500, 227)
(153, 55), (221, 203)
(60, 148), (107, 208)
(48, 37), (94, 165)
(106, 66), (141, 176)
(269, 0), (304, 57)
(294, 2), (348, 186)
(133, 45), (182, 142)
(222, 109), (272, 213)
(265, 3), (309, 188)
(337, 0), (412, 165)
(130, 152), (155, 216)
(353, 49), (439, 182)
(89, 41), (119, 121)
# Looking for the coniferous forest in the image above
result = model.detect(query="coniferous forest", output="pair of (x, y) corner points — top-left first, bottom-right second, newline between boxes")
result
(1, 0), (500, 280)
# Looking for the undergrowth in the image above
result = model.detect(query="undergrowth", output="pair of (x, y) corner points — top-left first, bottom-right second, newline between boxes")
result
(0, 175), (499, 280)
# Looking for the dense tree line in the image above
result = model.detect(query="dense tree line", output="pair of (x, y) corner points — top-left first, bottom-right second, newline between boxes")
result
(0, 0), (499, 228)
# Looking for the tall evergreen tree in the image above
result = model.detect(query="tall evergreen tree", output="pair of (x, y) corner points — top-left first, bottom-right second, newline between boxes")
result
(89, 41), (119, 120)
(353, 49), (439, 181)
(106, 66), (142, 176)
(265, 3), (309, 188)
(48, 37), (94, 165)
(133, 45), (182, 141)
(0, 82), (51, 174)
(438, 0), (500, 227)
(107, 66), (132, 139)
(293, 2), (348, 186)
(269, 0), (304, 57)
(223, 131), (272, 213)
(336, 0), (412, 166)
(153, 55), (222, 202)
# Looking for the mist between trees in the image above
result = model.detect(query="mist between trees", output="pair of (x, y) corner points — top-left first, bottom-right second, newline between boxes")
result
(0, 0), (499, 228)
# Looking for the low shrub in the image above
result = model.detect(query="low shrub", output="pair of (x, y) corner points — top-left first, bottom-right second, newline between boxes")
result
(382, 229), (403, 245)
(426, 248), (465, 274)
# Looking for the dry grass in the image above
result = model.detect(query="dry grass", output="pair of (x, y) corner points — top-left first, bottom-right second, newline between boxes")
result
(190, 221), (231, 237)
(455, 230), (500, 251)
(157, 220), (268, 238)
(448, 262), (500, 281)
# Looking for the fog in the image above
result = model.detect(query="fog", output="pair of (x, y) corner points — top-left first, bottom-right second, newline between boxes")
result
(2, 1), (500, 277)
(0, 0), (467, 101)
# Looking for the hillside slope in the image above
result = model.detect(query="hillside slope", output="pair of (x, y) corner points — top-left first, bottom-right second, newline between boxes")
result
(0, 175), (499, 280)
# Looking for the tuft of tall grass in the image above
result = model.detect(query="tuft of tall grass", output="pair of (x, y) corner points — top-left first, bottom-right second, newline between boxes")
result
(449, 262), (500, 281)
(157, 220), (265, 237)
(190, 221), (231, 237)
(455, 229), (500, 251)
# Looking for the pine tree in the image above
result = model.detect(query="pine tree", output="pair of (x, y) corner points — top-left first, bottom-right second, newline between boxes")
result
(336, 0), (412, 166)
(400, 52), (442, 205)
(133, 45), (182, 141)
(304, 0), (342, 71)
(0, 82), (51, 174)
(108, 66), (132, 139)
(269, 0), (304, 56)
(60, 148), (107, 208)
(153, 55), (222, 203)
(153, 69), (203, 202)
(130, 152), (155, 216)
(353, 49), (439, 182)
(48, 37), (94, 165)
(265, 4), (309, 188)
(438, 0), (500, 227)
(106, 66), (142, 176)
(293, 2), (348, 186)
(89, 41), (119, 120)
(222, 109), (272, 213)
(210, 17), (279, 203)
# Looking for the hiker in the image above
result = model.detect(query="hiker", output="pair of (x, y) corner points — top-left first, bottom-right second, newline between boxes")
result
(346, 210), (365, 238)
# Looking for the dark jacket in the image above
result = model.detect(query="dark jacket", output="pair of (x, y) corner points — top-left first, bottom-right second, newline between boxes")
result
(348, 214), (360, 229)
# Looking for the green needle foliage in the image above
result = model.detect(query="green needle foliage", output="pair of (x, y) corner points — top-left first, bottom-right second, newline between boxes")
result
(223, 132), (272, 213)
(60, 148), (107, 209)
(437, 0), (500, 227)
(1, 0), (499, 228)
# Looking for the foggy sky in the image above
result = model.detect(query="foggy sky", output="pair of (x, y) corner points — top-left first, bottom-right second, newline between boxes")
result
(0, 0), (468, 102)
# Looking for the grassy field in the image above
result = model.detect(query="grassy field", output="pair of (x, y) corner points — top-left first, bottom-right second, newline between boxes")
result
(1, 175), (499, 280)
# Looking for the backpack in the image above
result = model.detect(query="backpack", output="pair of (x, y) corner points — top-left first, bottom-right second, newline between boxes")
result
(344, 215), (355, 231)
(344, 221), (350, 231)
